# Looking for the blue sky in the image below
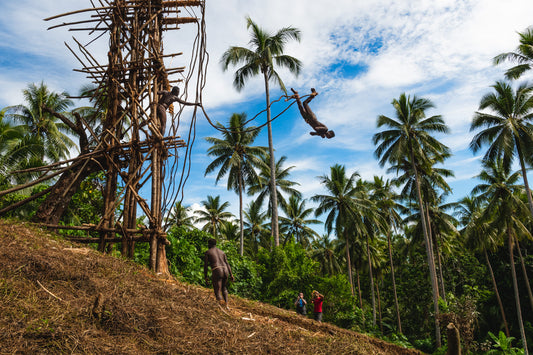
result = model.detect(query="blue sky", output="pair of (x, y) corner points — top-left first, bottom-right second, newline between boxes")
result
(2, 0), (533, 227)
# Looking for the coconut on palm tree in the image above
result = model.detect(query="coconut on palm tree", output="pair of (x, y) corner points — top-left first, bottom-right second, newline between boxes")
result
(373, 93), (450, 347)
(221, 16), (302, 247)
(205, 112), (266, 256)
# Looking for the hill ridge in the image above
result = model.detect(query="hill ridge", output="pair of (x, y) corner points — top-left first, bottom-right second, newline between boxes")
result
(0, 220), (422, 354)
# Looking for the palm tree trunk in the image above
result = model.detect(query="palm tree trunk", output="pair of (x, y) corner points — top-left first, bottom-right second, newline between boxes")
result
(516, 141), (533, 218)
(263, 71), (279, 247)
(367, 234), (377, 327)
(435, 235), (446, 302)
(387, 230), (402, 334)
(238, 171), (244, 256)
(484, 249), (510, 336)
(356, 267), (365, 322)
(507, 228), (529, 354)
(411, 154), (441, 347)
(376, 278), (383, 334)
(344, 227), (355, 296)
(426, 206), (446, 302)
(515, 237), (533, 312)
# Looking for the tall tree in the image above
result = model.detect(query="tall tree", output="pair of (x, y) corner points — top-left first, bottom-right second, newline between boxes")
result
(221, 16), (302, 247)
(369, 176), (404, 334)
(243, 199), (269, 255)
(280, 195), (320, 248)
(455, 194), (510, 336)
(205, 112), (266, 255)
(194, 195), (233, 239)
(313, 164), (361, 295)
(164, 201), (194, 230)
(373, 93), (450, 347)
(473, 159), (530, 353)
(6, 82), (75, 163)
(0, 108), (27, 185)
(311, 234), (342, 276)
(494, 27), (533, 80)
(470, 80), (533, 218)
(248, 154), (301, 225)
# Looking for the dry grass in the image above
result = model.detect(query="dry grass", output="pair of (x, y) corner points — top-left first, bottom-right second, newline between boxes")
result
(0, 219), (423, 354)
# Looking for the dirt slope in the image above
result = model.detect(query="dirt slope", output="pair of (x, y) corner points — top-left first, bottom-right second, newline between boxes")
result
(0, 219), (423, 354)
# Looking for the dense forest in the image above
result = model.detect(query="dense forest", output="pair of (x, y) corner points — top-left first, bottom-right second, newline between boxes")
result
(2, 20), (533, 355)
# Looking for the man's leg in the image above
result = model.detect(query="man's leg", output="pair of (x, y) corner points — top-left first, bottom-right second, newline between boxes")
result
(157, 105), (166, 136)
(221, 276), (229, 306)
(212, 269), (224, 301)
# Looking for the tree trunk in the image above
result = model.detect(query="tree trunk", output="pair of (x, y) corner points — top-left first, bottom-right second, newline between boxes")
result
(356, 268), (364, 316)
(507, 228), (529, 354)
(387, 230), (402, 333)
(446, 323), (461, 355)
(238, 171), (244, 256)
(263, 71), (279, 247)
(344, 227), (354, 296)
(516, 140), (533, 218)
(376, 278), (383, 334)
(367, 234), (376, 327)
(411, 153), (441, 347)
(515, 237), (533, 312)
(32, 159), (101, 224)
(484, 249), (510, 336)
(435, 234), (447, 302)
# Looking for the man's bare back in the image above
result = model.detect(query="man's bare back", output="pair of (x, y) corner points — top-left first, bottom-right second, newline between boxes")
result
(204, 239), (234, 307)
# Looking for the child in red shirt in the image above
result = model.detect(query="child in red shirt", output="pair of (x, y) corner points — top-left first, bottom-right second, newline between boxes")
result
(311, 290), (324, 322)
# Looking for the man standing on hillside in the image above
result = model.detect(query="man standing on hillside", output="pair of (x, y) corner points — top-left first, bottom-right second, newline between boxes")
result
(204, 238), (234, 308)
(311, 290), (324, 322)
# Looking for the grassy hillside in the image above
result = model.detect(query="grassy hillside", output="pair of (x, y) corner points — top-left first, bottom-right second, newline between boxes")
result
(0, 219), (423, 354)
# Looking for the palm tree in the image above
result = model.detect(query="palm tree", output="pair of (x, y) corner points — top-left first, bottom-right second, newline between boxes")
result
(164, 201), (194, 230)
(311, 234), (342, 276)
(243, 199), (269, 255)
(221, 16), (302, 247)
(279, 195), (320, 248)
(493, 27), (533, 80)
(313, 164), (362, 295)
(248, 154), (301, 222)
(455, 194), (510, 336)
(470, 80), (533, 218)
(356, 179), (387, 328)
(0, 109), (27, 185)
(205, 112), (266, 255)
(6, 82), (75, 163)
(194, 195), (234, 239)
(219, 220), (240, 242)
(373, 93), (450, 347)
(369, 176), (404, 334)
(473, 159), (530, 353)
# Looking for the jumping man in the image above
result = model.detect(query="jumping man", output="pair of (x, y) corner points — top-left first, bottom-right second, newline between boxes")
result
(291, 88), (335, 139)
